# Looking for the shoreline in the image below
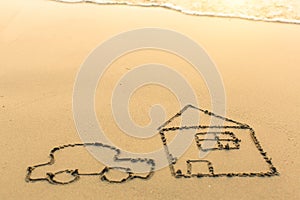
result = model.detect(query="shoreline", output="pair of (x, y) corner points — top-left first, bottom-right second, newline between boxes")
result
(52, 0), (300, 25)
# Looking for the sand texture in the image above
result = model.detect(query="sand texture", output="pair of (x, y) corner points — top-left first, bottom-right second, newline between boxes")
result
(1, 0), (300, 199)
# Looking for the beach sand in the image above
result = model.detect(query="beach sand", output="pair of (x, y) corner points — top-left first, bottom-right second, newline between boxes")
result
(0, 0), (299, 199)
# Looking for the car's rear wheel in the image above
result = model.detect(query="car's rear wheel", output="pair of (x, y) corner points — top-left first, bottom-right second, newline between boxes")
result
(47, 169), (80, 184)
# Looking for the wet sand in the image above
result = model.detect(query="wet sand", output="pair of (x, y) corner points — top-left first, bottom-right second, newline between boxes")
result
(0, 0), (300, 199)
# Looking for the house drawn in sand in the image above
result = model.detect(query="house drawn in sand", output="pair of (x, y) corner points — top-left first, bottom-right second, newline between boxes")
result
(158, 105), (278, 178)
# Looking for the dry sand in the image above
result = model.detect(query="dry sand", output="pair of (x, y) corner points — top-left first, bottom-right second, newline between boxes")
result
(0, 0), (300, 199)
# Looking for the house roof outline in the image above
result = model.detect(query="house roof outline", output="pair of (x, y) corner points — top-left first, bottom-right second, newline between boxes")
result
(157, 104), (250, 132)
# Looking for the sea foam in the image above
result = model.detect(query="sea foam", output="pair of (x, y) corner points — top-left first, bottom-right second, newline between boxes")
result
(55, 0), (300, 24)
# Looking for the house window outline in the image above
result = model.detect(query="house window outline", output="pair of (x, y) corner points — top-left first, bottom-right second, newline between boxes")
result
(195, 131), (241, 152)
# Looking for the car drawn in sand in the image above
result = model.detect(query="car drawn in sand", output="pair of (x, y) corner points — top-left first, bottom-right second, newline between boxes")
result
(26, 142), (155, 184)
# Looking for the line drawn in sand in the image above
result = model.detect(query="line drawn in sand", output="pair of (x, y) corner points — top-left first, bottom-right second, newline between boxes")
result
(26, 105), (278, 184)
(195, 131), (241, 152)
(159, 105), (279, 178)
(26, 143), (155, 184)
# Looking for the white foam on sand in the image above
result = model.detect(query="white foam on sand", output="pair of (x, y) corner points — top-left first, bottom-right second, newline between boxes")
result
(54, 0), (300, 24)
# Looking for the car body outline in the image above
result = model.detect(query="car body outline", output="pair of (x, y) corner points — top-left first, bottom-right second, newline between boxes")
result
(26, 142), (155, 184)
